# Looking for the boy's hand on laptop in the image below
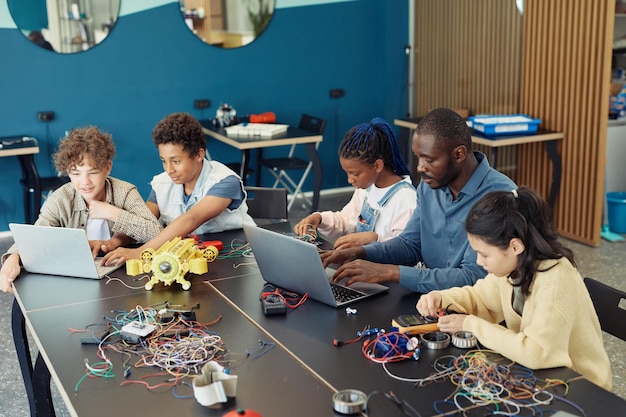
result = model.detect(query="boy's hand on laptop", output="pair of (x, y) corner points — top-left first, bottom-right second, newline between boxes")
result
(330, 260), (400, 286)
(89, 240), (109, 258)
(0, 253), (21, 293)
(100, 247), (141, 266)
(91, 234), (130, 257)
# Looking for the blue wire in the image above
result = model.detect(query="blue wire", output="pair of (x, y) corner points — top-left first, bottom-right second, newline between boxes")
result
(245, 340), (275, 358)
(172, 381), (194, 399)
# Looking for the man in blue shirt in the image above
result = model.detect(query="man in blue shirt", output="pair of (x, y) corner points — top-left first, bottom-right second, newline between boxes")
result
(322, 108), (517, 293)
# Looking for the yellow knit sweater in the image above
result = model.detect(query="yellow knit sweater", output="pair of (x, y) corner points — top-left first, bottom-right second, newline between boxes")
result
(438, 258), (612, 390)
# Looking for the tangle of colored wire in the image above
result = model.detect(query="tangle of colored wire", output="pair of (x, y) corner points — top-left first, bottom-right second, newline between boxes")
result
(70, 303), (226, 393)
(361, 331), (414, 363)
(217, 239), (253, 259)
(380, 349), (584, 416)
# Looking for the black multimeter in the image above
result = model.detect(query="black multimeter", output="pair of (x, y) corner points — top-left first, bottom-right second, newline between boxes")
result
(391, 314), (440, 335)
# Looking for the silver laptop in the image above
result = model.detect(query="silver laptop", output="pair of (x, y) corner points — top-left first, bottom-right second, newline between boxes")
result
(9, 223), (123, 279)
(243, 224), (388, 307)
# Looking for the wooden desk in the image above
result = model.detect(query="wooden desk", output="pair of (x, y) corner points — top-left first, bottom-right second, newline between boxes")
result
(12, 224), (626, 417)
(201, 121), (323, 211)
(394, 118), (564, 210)
(0, 145), (40, 158)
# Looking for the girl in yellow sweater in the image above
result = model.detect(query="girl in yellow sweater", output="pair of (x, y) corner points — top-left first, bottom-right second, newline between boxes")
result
(417, 187), (612, 390)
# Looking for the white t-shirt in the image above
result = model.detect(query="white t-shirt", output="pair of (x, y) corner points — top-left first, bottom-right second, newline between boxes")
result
(86, 218), (111, 240)
(317, 176), (416, 241)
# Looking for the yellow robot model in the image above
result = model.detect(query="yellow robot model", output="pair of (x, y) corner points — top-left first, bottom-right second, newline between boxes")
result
(125, 237), (218, 291)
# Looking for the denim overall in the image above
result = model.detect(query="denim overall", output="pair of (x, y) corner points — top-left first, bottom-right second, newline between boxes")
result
(355, 181), (415, 233)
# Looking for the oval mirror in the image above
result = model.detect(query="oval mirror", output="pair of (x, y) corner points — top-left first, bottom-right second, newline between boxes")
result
(179, 0), (275, 48)
(8, 0), (120, 54)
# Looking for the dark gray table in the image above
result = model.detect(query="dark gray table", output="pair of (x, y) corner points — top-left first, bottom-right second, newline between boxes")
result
(12, 224), (626, 417)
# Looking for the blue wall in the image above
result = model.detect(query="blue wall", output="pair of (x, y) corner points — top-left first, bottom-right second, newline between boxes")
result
(7, 0), (47, 31)
(0, 0), (409, 231)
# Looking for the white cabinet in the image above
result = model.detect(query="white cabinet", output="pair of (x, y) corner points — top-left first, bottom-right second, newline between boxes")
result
(607, 11), (626, 194)
(607, 122), (626, 193)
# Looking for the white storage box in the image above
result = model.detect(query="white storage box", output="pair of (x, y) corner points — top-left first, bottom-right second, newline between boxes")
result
(225, 123), (289, 138)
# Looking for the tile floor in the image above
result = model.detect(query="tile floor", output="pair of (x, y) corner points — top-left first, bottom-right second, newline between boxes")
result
(0, 189), (624, 416)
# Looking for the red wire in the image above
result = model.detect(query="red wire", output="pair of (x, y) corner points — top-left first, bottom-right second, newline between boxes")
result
(333, 325), (369, 347)
(361, 331), (413, 363)
(261, 288), (308, 309)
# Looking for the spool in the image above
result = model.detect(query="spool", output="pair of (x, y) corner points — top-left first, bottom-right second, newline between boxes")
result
(420, 332), (451, 349)
(451, 331), (477, 349)
(332, 389), (367, 415)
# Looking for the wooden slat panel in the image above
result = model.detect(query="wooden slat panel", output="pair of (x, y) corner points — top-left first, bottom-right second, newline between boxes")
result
(413, 0), (614, 245)
(519, 0), (614, 246)
(413, 0), (522, 178)
(414, 0), (522, 116)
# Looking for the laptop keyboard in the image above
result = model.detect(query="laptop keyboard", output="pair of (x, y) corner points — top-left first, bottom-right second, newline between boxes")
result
(330, 283), (366, 303)
(95, 258), (121, 277)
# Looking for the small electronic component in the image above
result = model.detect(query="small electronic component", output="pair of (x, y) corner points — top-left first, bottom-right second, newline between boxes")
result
(261, 294), (286, 315)
(157, 302), (200, 323)
(79, 329), (110, 345)
(120, 321), (157, 344)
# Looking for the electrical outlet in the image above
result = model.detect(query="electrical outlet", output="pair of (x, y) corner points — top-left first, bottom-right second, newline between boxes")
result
(194, 99), (211, 109)
(329, 89), (345, 99)
(37, 111), (55, 122)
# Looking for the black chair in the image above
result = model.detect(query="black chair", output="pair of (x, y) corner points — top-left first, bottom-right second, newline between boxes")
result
(225, 162), (252, 181)
(261, 114), (326, 211)
(244, 186), (288, 222)
(17, 151), (69, 224)
(584, 277), (626, 341)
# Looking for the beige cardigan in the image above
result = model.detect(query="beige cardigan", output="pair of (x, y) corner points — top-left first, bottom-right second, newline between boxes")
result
(437, 258), (612, 390)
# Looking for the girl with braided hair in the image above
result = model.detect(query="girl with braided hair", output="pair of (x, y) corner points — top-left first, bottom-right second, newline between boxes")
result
(417, 186), (612, 390)
(294, 117), (416, 249)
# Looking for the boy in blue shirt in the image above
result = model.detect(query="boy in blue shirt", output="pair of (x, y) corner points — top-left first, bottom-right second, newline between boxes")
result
(102, 113), (254, 265)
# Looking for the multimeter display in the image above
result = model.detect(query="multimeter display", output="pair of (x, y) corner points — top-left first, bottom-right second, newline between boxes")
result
(393, 314), (437, 326)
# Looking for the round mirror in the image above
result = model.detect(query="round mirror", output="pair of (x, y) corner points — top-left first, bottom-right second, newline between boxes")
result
(179, 0), (275, 48)
(8, 0), (120, 54)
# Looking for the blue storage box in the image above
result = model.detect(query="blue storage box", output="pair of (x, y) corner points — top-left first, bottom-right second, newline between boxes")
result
(469, 114), (542, 137)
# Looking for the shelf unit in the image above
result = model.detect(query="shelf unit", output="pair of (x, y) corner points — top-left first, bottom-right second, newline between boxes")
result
(51, 0), (95, 53)
(181, 0), (225, 46)
(46, 0), (119, 53)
